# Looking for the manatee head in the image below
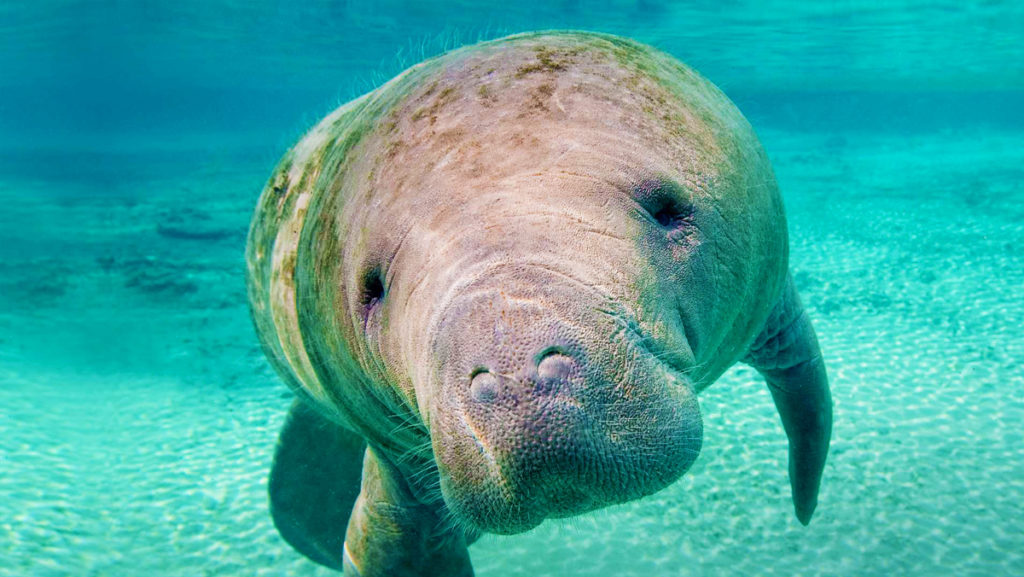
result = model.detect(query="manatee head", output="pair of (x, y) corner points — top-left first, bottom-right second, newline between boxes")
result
(278, 32), (784, 536)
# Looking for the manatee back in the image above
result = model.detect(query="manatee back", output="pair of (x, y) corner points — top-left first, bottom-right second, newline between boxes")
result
(245, 97), (368, 414)
(244, 63), (438, 437)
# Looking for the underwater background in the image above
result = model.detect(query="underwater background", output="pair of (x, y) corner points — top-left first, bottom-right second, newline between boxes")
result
(2, 1), (1022, 575)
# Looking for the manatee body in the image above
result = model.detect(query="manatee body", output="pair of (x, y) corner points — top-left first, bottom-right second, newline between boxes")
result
(246, 31), (832, 576)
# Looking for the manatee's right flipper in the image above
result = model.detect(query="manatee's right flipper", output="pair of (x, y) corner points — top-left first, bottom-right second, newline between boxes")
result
(344, 447), (474, 577)
(270, 399), (367, 570)
(745, 272), (833, 525)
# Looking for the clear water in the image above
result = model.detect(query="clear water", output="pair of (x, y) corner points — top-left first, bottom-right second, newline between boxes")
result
(2, 2), (1023, 576)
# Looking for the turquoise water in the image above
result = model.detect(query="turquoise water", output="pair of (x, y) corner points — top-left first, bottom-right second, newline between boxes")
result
(2, 2), (1023, 576)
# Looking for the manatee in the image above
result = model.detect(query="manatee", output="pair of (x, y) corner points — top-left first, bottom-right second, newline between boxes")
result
(246, 31), (832, 576)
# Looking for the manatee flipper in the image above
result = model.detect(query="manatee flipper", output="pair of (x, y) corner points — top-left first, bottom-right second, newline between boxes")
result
(344, 447), (474, 577)
(745, 272), (833, 525)
(269, 399), (367, 570)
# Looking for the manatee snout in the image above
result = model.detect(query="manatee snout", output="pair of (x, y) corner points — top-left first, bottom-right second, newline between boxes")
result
(468, 348), (579, 402)
(429, 277), (703, 534)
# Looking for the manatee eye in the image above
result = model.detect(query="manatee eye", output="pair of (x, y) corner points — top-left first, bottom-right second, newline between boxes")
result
(634, 178), (694, 230)
(359, 268), (385, 312)
(652, 198), (693, 229)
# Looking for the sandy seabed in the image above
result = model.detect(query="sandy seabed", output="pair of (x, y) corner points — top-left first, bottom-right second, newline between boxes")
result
(2, 126), (1022, 576)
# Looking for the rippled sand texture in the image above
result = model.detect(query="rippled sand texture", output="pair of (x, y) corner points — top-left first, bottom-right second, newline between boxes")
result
(2, 126), (1022, 575)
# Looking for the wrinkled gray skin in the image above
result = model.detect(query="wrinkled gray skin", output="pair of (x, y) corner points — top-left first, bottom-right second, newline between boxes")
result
(246, 31), (832, 576)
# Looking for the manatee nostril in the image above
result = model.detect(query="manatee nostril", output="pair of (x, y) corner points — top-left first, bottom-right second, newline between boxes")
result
(469, 370), (499, 403)
(537, 349), (576, 381)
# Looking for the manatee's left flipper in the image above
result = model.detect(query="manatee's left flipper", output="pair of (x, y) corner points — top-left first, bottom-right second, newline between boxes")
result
(344, 448), (474, 577)
(269, 399), (367, 570)
(745, 272), (833, 525)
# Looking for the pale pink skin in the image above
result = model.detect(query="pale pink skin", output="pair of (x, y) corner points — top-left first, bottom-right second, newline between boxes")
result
(248, 31), (830, 576)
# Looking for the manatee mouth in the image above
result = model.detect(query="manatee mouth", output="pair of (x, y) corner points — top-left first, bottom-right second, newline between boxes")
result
(434, 319), (703, 535)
